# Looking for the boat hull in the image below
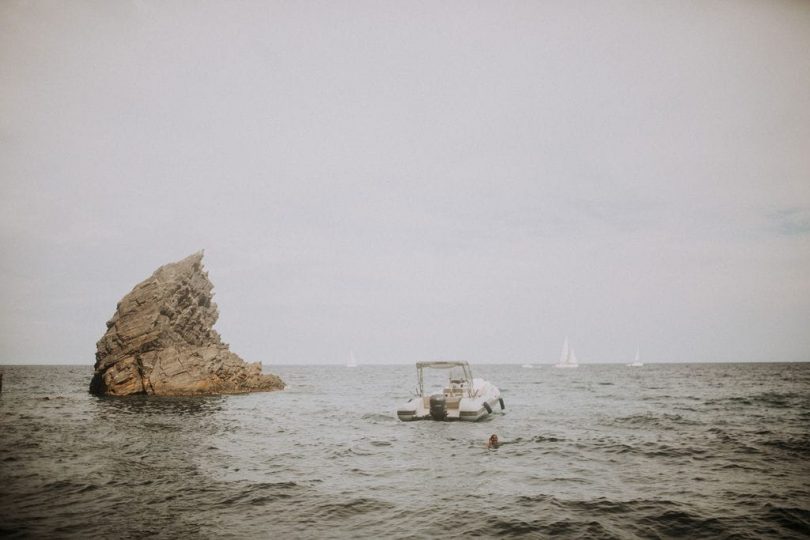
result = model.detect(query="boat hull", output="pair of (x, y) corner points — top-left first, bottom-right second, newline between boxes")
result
(397, 395), (502, 422)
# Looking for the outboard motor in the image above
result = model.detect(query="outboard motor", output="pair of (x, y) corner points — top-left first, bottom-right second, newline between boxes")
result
(429, 394), (447, 421)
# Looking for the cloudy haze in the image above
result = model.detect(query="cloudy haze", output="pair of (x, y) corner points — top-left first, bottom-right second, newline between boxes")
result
(1, 1), (809, 365)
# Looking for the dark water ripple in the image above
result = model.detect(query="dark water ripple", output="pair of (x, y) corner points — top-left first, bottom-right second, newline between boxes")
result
(1, 363), (809, 538)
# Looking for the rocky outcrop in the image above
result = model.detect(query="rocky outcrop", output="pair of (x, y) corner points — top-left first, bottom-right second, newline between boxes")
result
(90, 252), (284, 396)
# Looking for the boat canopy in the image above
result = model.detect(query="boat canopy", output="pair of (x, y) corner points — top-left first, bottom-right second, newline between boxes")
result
(416, 361), (470, 370)
(415, 361), (474, 398)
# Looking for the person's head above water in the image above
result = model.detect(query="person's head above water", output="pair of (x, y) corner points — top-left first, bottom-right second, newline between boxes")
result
(488, 434), (499, 448)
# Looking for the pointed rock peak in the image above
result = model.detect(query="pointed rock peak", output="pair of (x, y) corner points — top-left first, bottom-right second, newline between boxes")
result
(152, 251), (206, 282)
(90, 252), (284, 397)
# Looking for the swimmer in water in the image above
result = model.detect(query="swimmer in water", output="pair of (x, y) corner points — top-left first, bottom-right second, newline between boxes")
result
(487, 434), (499, 448)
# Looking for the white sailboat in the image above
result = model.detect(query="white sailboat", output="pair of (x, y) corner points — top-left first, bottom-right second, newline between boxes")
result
(554, 337), (579, 368)
(626, 347), (643, 367)
(346, 350), (358, 368)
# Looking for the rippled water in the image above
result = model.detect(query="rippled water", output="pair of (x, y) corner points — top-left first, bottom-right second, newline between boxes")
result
(1, 363), (809, 538)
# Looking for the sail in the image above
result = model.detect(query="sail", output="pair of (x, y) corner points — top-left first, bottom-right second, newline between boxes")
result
(626, 346), (643, 366)
(347, 350), (357, 367)
(554, 337), (579, 367)
(560, 337), (569, 365)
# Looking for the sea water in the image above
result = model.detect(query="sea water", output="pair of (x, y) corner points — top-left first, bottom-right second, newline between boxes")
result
(1, 363), (808, 538)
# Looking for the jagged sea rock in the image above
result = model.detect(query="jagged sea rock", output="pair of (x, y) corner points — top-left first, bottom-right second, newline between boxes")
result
(90, 252), (284, 396)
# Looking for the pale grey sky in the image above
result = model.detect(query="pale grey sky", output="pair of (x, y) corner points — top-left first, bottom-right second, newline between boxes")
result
(1, 1), (809, 365)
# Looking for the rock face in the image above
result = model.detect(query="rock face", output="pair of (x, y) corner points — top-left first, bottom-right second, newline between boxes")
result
(90, 252), (284, 396)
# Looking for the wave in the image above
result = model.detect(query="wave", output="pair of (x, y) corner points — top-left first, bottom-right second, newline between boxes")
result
(41, 479), (102, 496)
(508, 496), (806, 538)
(532, 435), (564, 443)
(705, 391), (806, 409)
(361, 413), (397, 423)
(483, 515), (615, 539)
(490, 496), (757, 538)
(762, 436), (810, 457)
(609, 412), (703, 428)
(635, 509), (728, 537)
(310, 497), (395, 520)
(762, 505), (810, 535)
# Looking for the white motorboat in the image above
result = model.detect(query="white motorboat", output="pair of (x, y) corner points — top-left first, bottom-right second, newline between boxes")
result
(397, 361), (504, 422)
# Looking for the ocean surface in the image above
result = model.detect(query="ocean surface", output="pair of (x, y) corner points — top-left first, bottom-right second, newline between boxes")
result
(1, 363), (808, 539)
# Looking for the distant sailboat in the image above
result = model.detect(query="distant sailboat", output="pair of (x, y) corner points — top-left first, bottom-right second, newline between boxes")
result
(347, 350), (358, 368)
(626, 347), (643, 367)
(554, 337), (579, 368)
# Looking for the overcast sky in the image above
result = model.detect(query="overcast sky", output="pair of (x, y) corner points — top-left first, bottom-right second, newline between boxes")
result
(1, 1), (809, 365)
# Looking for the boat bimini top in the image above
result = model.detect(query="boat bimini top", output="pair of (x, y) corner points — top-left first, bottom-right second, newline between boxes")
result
(415, 361), (475, 398)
